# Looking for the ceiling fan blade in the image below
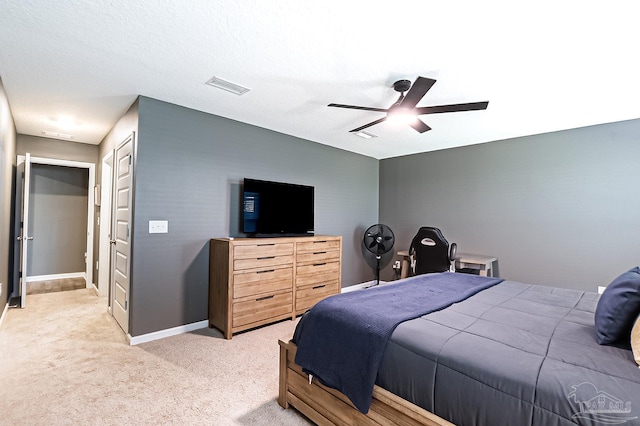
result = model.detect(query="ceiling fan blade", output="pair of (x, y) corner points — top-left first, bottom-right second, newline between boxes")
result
(350, 117), (387, 133)
(415, 101), (489, 115)
(410, 118), (431, 133)
(400, 77), (436, 109)
(328, 103), (388, 113)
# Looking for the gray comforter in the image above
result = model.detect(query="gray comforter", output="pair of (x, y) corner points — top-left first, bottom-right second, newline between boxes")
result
(293, 273), (503, 413)
(377, 280), (640, 425)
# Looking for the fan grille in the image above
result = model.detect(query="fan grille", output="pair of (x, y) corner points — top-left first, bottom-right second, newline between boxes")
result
(364, 224), (395, 256)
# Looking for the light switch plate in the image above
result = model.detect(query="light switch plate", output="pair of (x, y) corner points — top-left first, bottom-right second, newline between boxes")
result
(149, 220), (168, 234)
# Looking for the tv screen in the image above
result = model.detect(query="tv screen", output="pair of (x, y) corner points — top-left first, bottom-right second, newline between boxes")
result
(242, 178), (314, 236)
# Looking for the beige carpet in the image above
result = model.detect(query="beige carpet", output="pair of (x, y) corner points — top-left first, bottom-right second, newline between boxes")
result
(0, 289), (311, 425)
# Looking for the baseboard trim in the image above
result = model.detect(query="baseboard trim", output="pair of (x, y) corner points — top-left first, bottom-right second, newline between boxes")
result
(341, 282), (369, 293)
(127, 320), (209, 346)
(0, 302), (9, 329)
(341, 280), (388, 293)
(26, 272), (86, 283)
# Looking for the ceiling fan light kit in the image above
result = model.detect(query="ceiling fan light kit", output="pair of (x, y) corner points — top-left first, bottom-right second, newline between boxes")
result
(386, 108), (418, 126)
(328, 76), (488, 135)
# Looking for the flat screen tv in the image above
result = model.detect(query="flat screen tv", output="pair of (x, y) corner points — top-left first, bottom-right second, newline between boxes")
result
(242, 178), (314, 236)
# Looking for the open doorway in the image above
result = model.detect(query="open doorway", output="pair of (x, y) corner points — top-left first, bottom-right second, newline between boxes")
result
(14, 155), (95, 307)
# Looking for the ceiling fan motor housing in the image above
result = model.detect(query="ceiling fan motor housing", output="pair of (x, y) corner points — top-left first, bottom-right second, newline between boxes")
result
(393, 79), (412, 93)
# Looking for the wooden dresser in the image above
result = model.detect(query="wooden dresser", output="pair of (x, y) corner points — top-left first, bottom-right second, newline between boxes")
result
(209, 235), (342, 339)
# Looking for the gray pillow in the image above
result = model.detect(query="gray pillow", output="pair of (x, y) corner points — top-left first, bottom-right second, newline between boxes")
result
(594, 266), (640, 345)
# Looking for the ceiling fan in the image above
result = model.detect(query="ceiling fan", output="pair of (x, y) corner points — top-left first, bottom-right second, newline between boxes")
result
(328, 76), (488, 134)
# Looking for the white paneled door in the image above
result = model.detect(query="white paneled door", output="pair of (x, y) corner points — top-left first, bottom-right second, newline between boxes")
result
(111, 135), (133, 334)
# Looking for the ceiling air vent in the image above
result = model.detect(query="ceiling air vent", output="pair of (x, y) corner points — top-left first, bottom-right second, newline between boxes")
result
(205, 76), (250, 95)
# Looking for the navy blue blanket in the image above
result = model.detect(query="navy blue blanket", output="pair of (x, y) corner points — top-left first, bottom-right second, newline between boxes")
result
(293, 272), (504, 413)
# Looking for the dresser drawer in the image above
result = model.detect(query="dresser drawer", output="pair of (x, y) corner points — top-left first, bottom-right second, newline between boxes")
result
(297, 239), (340, 253)
(233, 267), (293, 299)
(296, 279), (339, 312)
(296, 261), (340, 288)
(234, 242), (294, 259)
(233, 291), (292, 328)
(234, 254), (293, 271)
(297, 249), (340, 265)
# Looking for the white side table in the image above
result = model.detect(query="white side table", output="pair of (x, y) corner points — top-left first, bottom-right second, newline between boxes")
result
(455, 253), (497, 277)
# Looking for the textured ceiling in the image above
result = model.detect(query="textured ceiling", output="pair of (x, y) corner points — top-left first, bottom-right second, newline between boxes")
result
(1, 1), (639, 159)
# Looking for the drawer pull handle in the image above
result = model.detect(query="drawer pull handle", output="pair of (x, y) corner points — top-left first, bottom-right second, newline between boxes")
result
(256, 269), (275, 274)
(257, 244), (275, 247)
(256, 295), (274, 301)
(313, 251), (327, 255)
(313, 262), (327, 266)
(312, 285), (326, 290)
(313, 241), (327, 244)
(257, 256), (275, 260)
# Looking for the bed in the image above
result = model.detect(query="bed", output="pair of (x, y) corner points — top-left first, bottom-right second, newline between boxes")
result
(278, 270), (640, 425)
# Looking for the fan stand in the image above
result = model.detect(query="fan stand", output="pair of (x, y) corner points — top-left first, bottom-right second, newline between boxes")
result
(364, 255), (382, 289)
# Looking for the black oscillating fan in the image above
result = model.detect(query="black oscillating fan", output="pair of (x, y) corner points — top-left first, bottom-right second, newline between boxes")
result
(363, 224), (395, 286)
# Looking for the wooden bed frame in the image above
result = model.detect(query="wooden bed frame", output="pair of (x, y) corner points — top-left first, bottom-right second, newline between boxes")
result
(278, 339), (453, 425)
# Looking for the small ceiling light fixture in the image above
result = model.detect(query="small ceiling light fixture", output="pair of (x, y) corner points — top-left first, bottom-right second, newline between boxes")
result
(42, 130), (74, 139)
(205, 76), (250, 95)
(354, 130), (378, 139)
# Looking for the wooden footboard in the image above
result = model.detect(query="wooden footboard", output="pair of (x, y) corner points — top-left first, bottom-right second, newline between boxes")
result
(278, 339), (453, 426)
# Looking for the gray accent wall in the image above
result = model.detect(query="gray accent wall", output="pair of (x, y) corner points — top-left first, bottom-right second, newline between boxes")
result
(27, 164), (88, 276)
(379, 119), (640, 292)
(130, 96), (378, 336)
(0, 76), (17, 308)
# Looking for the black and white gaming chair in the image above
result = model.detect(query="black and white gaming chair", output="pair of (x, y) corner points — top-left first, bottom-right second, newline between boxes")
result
(409, 227), (457, 276)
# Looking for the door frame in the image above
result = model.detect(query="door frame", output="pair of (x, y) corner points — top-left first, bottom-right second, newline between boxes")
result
(16, 155), (96, 293)
(98, 152), (113, 299)
(17, 154), (31, 308)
